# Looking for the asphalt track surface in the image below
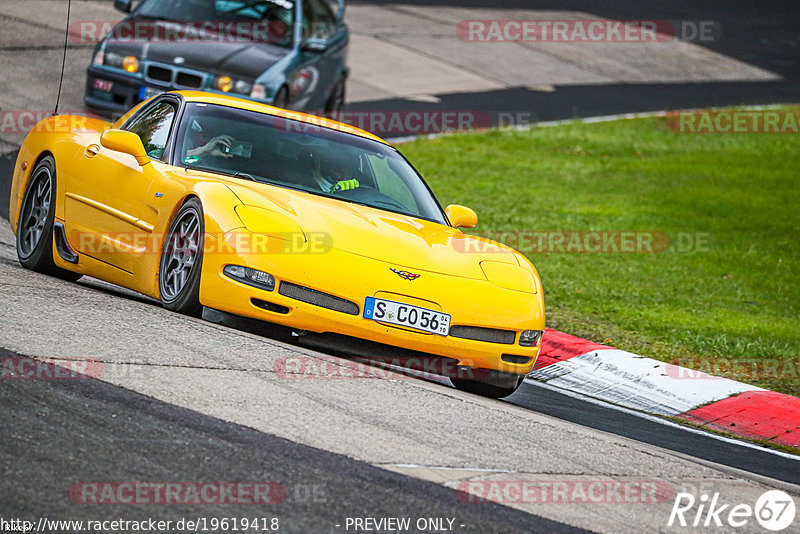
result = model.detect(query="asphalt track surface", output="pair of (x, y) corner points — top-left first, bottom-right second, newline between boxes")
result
(0, 346), (584, 533)
(345, 0), (800, 132)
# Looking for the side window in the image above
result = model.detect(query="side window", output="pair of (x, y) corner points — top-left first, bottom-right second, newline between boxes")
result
(125, 101), (177, 161)
(303, 0), (336, 41)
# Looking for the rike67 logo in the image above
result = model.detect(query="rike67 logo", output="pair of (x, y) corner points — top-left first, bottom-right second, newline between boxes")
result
(668, 490), (796, 531)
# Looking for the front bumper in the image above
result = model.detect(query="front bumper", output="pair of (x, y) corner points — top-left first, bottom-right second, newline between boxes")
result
(198, 233), (544, 376)
(85, 65), (271, 115)
(84, 66), (148, 114)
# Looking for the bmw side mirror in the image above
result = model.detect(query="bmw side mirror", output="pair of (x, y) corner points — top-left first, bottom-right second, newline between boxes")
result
(336, 0), (346, 23)
(114, 0), (133, 13)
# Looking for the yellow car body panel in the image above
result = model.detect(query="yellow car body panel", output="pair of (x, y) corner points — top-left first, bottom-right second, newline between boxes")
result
(9, 91), (544, 377)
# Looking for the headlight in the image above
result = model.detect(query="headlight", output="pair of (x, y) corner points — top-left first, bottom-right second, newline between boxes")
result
(519, 330), (543, 347)
(93, 50), (105, 66)
(234, 80), (253, 94)
(223, 265), (275, 291)
(122, 56), (139, 73)
(214, 76), (233, 92)
(214, 76), (253, 95)
(104, 52), (139, 73)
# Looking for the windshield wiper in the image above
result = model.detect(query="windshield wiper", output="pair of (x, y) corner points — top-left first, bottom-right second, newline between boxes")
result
(234, 172), (257, 182)
(136, 14), (184, 23)
(185, 164), (258, 182)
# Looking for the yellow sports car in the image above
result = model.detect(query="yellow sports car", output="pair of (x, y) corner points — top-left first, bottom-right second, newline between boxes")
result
(9, 91), (544, 398)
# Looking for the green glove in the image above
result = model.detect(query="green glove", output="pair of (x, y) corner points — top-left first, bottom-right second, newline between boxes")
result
(330, 179), (360, 193)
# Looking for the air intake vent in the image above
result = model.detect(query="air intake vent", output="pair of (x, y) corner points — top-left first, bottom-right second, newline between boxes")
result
(501, 354), (532, 365)
(251, 298), (290, 315)
(449, 325), (515, 345)
(176, 71), (203, 88)
(147, 65), (172, 83)
(278, 282), (359, 315)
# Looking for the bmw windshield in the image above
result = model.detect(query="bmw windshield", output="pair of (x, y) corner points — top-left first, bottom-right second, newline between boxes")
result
(173, 103), (448, 224)
(134, 0), (296, 47)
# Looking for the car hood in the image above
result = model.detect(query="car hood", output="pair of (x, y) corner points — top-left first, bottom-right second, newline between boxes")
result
(224, 182), (520, 280)
(104, 19), (290, 79)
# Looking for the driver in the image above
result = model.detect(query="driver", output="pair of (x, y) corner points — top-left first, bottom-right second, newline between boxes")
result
(185, 134), (235, 161)
(313, 150), (362, 193)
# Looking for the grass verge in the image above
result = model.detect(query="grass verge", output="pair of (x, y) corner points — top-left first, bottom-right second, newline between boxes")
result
(400, 107), (800, 396)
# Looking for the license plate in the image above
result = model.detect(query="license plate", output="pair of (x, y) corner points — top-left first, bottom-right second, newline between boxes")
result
(363, 297), (450, 336)
(93, 79), (113, 92)
(139, 86), (163, 100)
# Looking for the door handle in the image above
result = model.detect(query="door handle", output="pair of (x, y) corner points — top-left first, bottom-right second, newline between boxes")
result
(84, 144), (100, 158)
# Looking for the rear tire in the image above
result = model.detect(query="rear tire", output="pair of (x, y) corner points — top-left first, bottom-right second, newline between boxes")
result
(16, 155), (82, 282)
(159, 197), (204, 317)
(451, 370), (525, 399)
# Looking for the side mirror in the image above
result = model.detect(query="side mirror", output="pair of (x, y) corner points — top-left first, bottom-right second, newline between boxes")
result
(445, 205), (478, 229)
(336, 0), (346, 22)
(100, 129), (150, 166)
(114, 0), (133, 13)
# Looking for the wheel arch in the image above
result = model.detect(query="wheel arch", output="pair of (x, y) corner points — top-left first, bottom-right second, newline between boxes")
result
(10, 149), (56, 234)
(150, 182), (243, 299)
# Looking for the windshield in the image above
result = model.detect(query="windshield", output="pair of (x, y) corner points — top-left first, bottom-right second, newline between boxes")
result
(135, 0), (295, 46)
(173, 103), (447, 224)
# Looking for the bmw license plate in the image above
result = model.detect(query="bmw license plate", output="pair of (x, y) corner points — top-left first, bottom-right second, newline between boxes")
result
(363, 297), (450, 336)
(139, 85), (163, 101)
(93, 79), (113, 92)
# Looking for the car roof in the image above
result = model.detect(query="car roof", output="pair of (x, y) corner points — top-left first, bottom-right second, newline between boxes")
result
(174, 90), (388, 145)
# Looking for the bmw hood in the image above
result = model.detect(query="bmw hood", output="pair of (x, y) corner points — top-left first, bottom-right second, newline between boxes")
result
(103, 19), (290, 80)
(225, 182), (521, 280)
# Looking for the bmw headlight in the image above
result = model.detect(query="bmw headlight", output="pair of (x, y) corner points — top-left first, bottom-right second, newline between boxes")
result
(519, 330), (543, 347)
(103, 52), (140, 73)
(213, 76), (253, 95)
(223, 265), (275, 291)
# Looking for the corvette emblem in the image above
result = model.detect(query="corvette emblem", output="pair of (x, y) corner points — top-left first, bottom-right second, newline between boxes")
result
(391, 268), (420, 281)
(174, 56), (185, 64)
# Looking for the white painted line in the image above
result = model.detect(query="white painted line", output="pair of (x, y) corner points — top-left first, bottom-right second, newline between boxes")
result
(531, 349), (762, 415)
(524, 378), (800, 461)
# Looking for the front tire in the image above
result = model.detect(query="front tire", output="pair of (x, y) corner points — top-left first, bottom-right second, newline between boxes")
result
(451, 370), (525, 399)
(273, 86), (289, 110)
(16, 155), (82, 281)
(159, 197), (204, 316)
